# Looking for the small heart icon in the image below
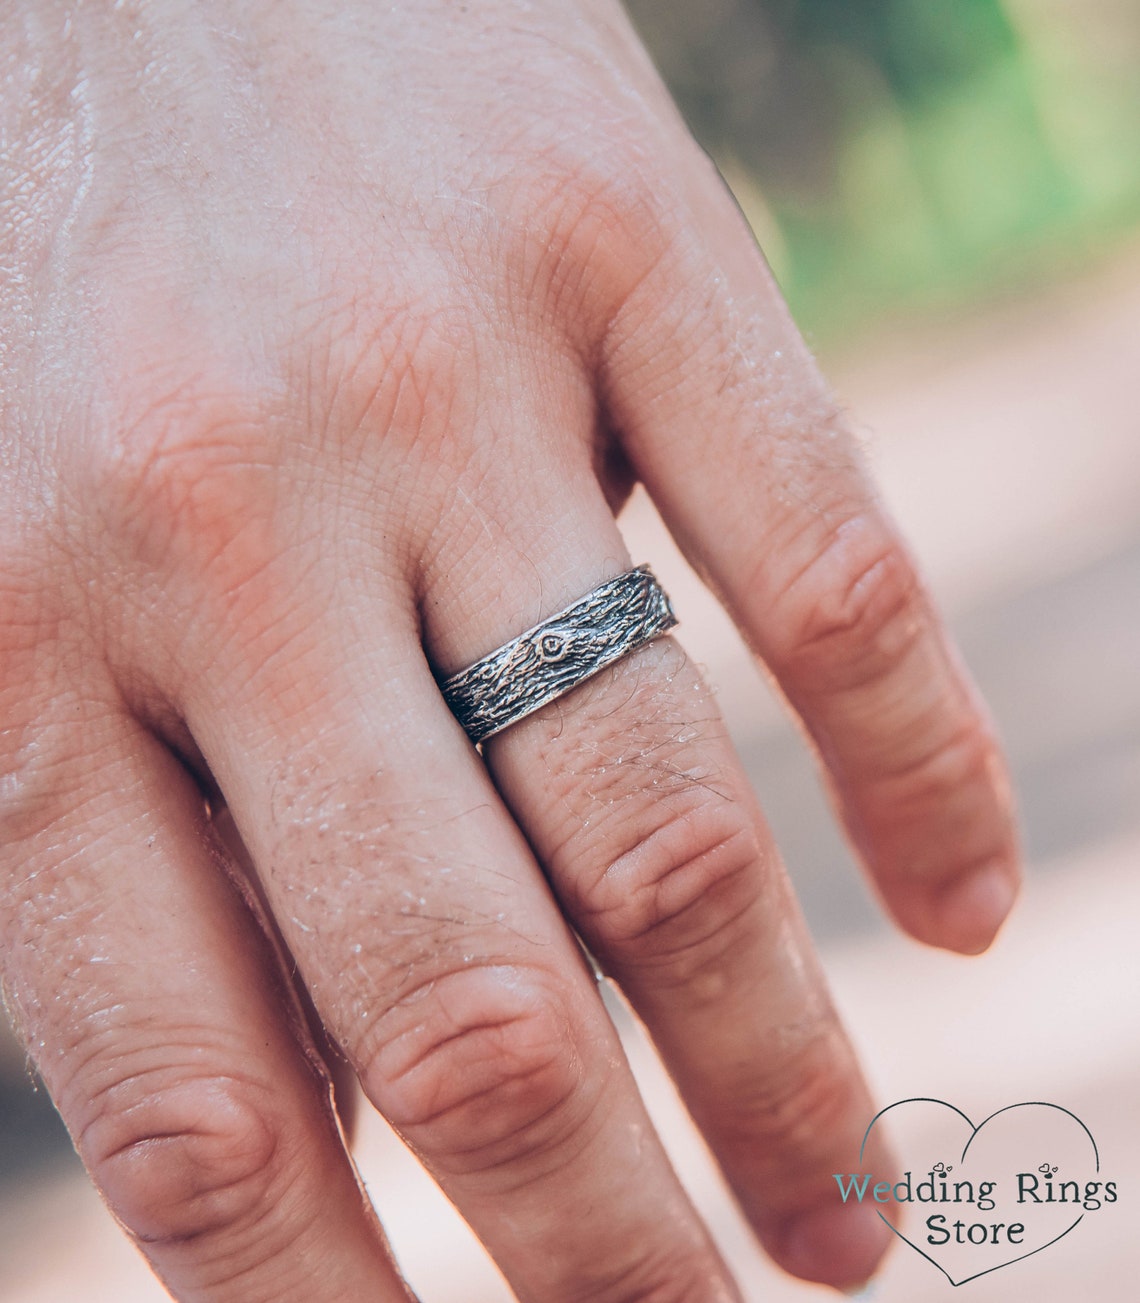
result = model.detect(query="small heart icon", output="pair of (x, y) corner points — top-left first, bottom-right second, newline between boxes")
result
(849, 1099), (1105, 1286)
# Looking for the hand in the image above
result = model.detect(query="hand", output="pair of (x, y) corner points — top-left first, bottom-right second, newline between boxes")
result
(0, 2), (1019, 1298)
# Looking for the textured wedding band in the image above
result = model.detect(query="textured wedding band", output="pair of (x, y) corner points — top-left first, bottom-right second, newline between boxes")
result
(439, 565), (678, 745)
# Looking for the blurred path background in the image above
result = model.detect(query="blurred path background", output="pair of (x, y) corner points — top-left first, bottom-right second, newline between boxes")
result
(3, 0), (1138, 1297)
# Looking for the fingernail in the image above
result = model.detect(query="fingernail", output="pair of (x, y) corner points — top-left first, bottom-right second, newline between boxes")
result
(779, 1200), (891, 1291)
(937, 860), (1018, 954)
(841, 1284), (878, 1299)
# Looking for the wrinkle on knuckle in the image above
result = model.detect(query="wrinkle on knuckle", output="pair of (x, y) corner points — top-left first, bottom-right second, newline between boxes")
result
(82, 379), (280, 593)
(767, 515), (926, 696)
(77, 1064), (283, 1248)
(300, 278), (477, 466)
(358, 963), (595, 1180)
(537, 649), (766, 980)
(877, 714), (1003, 798)
(572, 1244), (730, 1303)
(578, 802), (763, 980)
(501, 143), (679, 336)
(718, 1021), (859, 1168)
(861, 717), (1012, 874)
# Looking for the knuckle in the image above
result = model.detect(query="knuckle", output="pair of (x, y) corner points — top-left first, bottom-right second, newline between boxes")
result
(881, 714), (1003, 799)
(78, 1066), (283, 1248)
(359, 964), (596, 1179)
(537, 645), (765, 982)
(78, 376), (278, 588)
(580, 1246), (732, 1303)
(768, 515), (926, 695)
(720, 1022), (862, 1165)
(298, 279), (477, 464)
(503, 143), (680, 329)
(575, 800), (763, 980)
(862, 715), (1012, 874)
(557, 151), (675, 266)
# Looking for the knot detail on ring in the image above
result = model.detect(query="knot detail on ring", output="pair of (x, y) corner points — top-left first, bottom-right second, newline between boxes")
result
(438, 565), (677, 745)
(536, 630), (572, 663)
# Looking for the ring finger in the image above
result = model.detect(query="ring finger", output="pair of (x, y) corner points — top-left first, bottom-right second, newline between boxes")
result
(419, 451), (893, 1290)
(178, 570), (740, 1302)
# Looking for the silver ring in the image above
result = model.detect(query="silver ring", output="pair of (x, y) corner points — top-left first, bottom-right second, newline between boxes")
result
(439, 565), (678, 745)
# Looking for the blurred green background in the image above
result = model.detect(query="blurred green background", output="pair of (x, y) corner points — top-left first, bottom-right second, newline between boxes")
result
(626, 0), (1140, 341)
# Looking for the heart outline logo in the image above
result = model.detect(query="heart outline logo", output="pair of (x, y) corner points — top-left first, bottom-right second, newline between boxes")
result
(859, 1098), (1101, 1286)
